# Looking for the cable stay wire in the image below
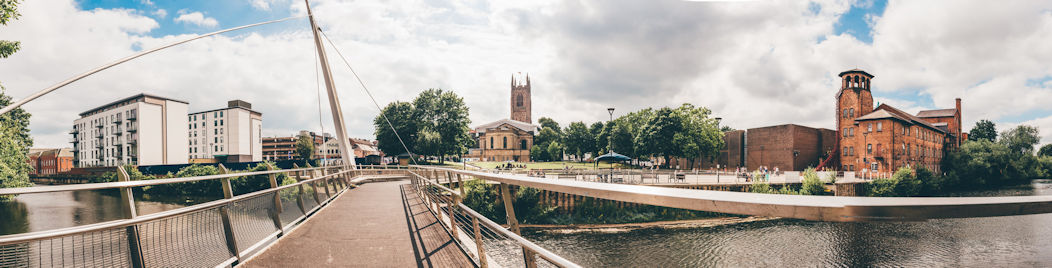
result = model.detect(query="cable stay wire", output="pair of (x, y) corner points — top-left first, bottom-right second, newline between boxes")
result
(317, 28), (421, 166)
(312, 40), (329, 167)
(0, 16), (306, 115)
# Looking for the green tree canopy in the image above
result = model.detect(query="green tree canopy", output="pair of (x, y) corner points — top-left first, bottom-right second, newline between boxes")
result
(374, 101), (417, 156)
(968, 119), (997, 142)
(999, 125), (1040, 155)
(538, 117), (562, 136)
(1039, 144), (1052, 157)
(0, 0), (31, 199)
(563, 121), (593, 160)
(295, 134), (315, 161)
(636, 107), (682, 166)
(589, 121), (605, 156)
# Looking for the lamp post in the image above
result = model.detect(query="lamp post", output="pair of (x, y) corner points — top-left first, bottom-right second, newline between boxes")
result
(714, 117), (721, 183)
(607, 107), (615, 154)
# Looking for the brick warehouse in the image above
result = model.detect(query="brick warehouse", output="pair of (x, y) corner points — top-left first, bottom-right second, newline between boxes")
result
(672, 69), (963, 173)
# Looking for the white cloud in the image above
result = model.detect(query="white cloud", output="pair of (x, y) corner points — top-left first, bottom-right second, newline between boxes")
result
(174, 11), (218, 28)
(152, 9), (166, 19)
(140, 0), (154, 6)
(251, 0), (271, 11)
(3, 0), (1052, 150)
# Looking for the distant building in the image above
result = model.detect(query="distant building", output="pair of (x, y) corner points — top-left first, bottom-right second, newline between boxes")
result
(317, 138), (383, 165)
(72, 93), (189, 167)
(668, 126), (836, 171)
(465, 73), (539, 162)
(27, 148), (75, 176)
(833, 69), (963, 174)
(468, 119), (538, 162)
(188, 100), (263, 163)
(263, 130), (328, 161)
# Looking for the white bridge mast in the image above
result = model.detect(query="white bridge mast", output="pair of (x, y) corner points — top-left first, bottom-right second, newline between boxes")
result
(304, 0), (356, 168)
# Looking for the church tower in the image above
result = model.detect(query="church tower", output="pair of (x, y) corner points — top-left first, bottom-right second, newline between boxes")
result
(510, 73), (532, 123)
(835, 69), (874, 171)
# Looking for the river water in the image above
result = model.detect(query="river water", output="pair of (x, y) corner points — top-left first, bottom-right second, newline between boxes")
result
(0, 185), (196, 236)
(523, 179), (1052, 267)
(5, 181), (1052, 266)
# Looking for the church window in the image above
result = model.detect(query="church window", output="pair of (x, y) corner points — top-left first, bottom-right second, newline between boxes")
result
(516, 94), (524, 107)
(502, 137), (507, 149)
(521, 140), (528, 150)
(489, 137), (493, 149)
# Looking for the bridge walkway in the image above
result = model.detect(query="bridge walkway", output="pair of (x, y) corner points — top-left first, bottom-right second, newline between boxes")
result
(242, 180), (474, 267)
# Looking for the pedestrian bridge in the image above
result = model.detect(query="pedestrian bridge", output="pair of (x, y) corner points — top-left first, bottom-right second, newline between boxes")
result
(4, 165), (1052, 267)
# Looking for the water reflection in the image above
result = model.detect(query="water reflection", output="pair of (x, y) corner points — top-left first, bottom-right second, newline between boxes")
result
(0, 186), (191, 236)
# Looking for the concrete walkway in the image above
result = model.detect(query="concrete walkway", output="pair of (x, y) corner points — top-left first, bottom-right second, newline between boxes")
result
(242, 180), (473, 267)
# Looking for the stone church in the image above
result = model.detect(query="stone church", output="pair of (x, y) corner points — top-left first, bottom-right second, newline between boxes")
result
(466, 73), (540, 162)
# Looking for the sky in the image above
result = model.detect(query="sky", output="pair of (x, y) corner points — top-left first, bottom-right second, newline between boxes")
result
(2, 0), (1052, 149)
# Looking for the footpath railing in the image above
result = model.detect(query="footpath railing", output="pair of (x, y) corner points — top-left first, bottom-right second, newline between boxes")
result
(0, 164), (371, 267)
(410, 165), (1052, 223)
(407, 169), (580, 268)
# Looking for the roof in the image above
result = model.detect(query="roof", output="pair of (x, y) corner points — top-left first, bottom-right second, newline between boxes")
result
(838, 68), (874, 78)
(80, 93), (189, 117)
(855, 104), (946, 133)
(916, 108), (957, 118)
(474, 118), (539, 133)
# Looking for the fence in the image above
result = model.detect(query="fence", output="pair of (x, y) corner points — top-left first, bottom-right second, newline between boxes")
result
(0, 164), (358, 267)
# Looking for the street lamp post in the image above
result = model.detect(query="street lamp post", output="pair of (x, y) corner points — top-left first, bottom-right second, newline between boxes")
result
(715, 117), (721, 183)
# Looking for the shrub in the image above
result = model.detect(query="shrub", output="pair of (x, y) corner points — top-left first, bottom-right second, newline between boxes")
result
(750, 181), (773, 194)
(799, 167), (828, 195)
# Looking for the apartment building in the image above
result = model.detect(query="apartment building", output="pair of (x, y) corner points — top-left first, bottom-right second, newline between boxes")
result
(188, 100), (263, 163)
(71, 94), (189, 167)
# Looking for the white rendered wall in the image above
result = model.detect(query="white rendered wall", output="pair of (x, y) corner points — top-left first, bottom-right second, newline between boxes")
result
(138, 103), (163, 165)
(165, 100), (189, 164)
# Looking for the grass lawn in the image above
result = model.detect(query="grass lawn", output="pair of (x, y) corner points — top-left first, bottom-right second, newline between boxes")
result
(469, 161), (627, 170)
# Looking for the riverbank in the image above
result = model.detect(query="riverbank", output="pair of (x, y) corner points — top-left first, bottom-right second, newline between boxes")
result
(522, 216), (780, 234)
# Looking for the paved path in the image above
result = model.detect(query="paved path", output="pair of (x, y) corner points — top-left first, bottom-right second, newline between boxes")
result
(242, 180), (473, 267)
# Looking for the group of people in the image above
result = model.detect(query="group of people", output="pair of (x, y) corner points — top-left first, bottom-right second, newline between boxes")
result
(734, 166), (780, 182)
(498, 163), (526, 170)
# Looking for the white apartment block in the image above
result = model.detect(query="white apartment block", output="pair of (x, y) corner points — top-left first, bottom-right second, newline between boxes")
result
(71, 94), (189, 167)
(188, 100), (263, 163)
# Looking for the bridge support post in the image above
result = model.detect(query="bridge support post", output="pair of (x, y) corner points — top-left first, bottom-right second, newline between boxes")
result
(472, 217), (488, 268)
(306, 164), (322, 205)
(499, 183), (537, 268)
(117, 167), (146, 268)
(217, 165), (242, 264)
(266, 163), (285, 235)
(322, 168), (332, 200)
(456, 173), (465, 197)
(449, 195), (460, 242)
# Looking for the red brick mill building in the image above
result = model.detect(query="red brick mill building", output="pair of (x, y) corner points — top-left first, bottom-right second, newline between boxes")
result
(670, 69), (964, 176)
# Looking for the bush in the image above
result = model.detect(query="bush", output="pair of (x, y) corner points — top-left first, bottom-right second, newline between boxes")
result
(799, 168), (828, 195)
(866, 167), (921, 197)
(750, 181), (773, 193)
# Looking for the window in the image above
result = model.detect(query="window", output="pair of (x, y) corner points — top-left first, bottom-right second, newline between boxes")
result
(867, 123), (872, 132)
(520, 140), (528, 150)
(867, 144), (872, 154)
(849, 108), (854, 117)
(516, 95), (524, 107)
(871, 162), (879, 171)
(214, 121), (218, 127)
(220, 111), (223, 117)
(220, 120), (224, 126)
(843, 128), (848, 137)
(877, 122), (883, 132)
(215, 129), (218, 135)
(502, 137), (507, 149)
(843, 147), (848, 156)
(489, 137), (493, 149)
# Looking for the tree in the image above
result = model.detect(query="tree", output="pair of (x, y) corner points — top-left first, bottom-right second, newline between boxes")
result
(563, 122), (593, 160)
(1039, 144), (1052, 157)
(410, 89), (471, 163)
(295, 134), (315, 161)
(546, 141), (564, 162)
(636, 107), (683, 167)
(589, 122), (605, 156)
(608, 121), (635, 157)
(968, 119), (997, 142)
(0, 0), (31, 199)
(374, 101), (417, 156)
(999, 125), (1040, 155)
(672, 103), (724, 169)
(533, 127), (561, 150)
(538, 117), (562, 136)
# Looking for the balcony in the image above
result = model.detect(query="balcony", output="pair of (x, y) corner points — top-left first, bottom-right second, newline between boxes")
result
(127, 139), (137, 145)
(69, 129), (79, 134)
(127, 125), (138, 133)
(95, 123), (104, 128)
(95, 143), (104, 149)
(113, 117), (123, 124)
(69, 137), (78, 143)
(127, 113), (137, 121)
(95, 133), (104, 139)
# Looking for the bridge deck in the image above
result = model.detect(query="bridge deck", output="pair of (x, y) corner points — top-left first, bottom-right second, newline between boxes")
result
(242, 180), (474, 267)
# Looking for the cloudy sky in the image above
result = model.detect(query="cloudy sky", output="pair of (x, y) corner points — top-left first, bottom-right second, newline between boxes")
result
(2, 0), (1052, 148)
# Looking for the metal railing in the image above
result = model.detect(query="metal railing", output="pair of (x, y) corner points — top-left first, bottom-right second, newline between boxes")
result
(410, 165), (1052, 222)
(407, 169), (580, 268)
(0, 164), (361, 267)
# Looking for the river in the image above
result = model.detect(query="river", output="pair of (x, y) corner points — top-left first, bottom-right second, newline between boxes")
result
(0, 184), (201, 236)
(4, 181), (1052, 266)
(522, 179), (1052, 267)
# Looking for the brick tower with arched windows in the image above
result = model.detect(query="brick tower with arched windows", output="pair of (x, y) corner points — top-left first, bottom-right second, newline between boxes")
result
(510, 73), (532, 123)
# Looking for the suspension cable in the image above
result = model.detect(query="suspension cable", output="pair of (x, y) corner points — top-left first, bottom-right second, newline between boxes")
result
(318, 29), (420, 165)
(0, 16), (305, 115)
(313, 41), (329, 167)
